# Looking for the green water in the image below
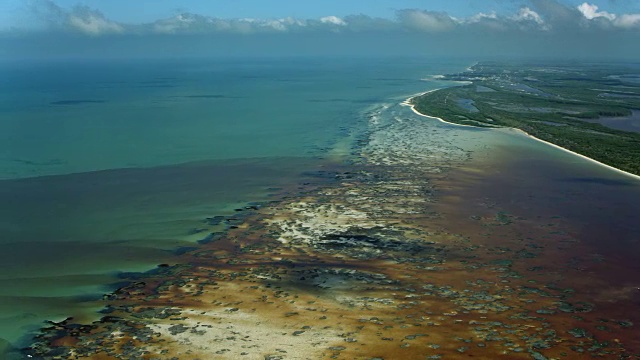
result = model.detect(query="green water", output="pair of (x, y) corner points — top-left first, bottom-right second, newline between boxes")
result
(0, 57), (470, 350)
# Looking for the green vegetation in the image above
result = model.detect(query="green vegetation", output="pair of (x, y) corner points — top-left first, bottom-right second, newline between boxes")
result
(412, 62), (640, 175)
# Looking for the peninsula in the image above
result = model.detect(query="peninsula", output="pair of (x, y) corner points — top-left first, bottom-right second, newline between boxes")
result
(411, 62), (640, 176)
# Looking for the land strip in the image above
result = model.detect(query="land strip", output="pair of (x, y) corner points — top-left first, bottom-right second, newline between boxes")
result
(411, 62), (640, 176)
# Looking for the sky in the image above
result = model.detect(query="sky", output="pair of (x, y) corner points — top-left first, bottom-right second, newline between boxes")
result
(1, 0), (640, 60)
(2, 0), (639, 27)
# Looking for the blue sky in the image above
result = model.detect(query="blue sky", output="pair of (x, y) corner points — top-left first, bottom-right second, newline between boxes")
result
(2, 0), (640, 60)
(1, 0), (639, 29)
(9, 0), (523, 22)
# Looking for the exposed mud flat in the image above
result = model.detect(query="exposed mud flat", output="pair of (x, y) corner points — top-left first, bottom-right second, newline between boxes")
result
(25, 115), (640, 359)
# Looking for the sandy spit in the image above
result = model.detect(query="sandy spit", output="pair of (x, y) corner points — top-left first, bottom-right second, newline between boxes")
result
(404, 91), (640, 181)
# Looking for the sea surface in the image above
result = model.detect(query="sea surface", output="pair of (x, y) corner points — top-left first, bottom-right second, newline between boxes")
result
(2, 57), (640, 357)
(0, 57), (469, 350)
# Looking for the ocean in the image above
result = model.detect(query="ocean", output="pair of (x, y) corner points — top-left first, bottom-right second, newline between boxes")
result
(0, 57), (469, 349)
(3, 57), (640, 357)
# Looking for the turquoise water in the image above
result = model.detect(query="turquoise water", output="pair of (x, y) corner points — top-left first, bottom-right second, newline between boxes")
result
(3, 57), (640, 358)
(0, 57), (469, 349)
(0, 58), (460, 179)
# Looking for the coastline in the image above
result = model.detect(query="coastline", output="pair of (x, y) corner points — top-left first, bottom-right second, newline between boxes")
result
(404, 91), (640, 182)
(24, 87), (640, 359)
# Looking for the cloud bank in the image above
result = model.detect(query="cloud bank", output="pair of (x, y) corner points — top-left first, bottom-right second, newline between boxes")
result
(12, 0), (640, 36)
(2, 0), (639, 59)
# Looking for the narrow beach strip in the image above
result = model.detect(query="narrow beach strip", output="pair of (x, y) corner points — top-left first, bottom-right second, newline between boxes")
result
(404, 91), (640, 182)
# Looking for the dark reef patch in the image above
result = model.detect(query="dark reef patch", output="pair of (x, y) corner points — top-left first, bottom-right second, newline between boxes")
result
(50, 100), (105, 105)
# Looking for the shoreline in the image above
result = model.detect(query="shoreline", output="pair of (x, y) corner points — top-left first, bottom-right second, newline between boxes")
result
(404, 91), (640, 182)
(24, 87), (640, 359)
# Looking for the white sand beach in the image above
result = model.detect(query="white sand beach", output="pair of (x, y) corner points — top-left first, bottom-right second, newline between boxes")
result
(404, 91), (640, 181)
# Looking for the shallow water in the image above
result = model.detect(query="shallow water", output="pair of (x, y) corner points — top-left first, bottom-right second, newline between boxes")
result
(0, 57), (459, 179)
(581, 109), (640, 133)
(4, 57), (639, 356)
(0, 156), (338, 346)
(0, 57), (470, 348)
(22, 96), (640, 358)
(6, 58), (640, 358)
(484, 129), (640, 258)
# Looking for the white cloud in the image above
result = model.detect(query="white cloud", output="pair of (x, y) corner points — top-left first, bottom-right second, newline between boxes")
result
(529, 0), (579, 24)
(320, 16), (347, 26)
(615, 13), (640, 28)
(149, 14), (303, 34)
(67, 13), (123, 35)
(26, 1), (124, 35)
(261, 19), (288, 31)
(13, 0), (640, 37)
(464, 12), (508, 31)
(397, 9), (457, 32)
(469, 12), (497, 22)
(151, 14), (184, 34)
(578, 3), (616, 21)
(513, 7), (546, 25)
(509, 7), (550, 31)
(341, 15), (394, 32)
(576, 2), (640, 29)
(280, 17), (307, 27)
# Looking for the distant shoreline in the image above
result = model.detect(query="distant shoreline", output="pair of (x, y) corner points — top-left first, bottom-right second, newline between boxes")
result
(403, 90), (640, 182)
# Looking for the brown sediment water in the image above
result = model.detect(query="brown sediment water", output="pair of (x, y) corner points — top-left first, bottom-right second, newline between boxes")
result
(24, 111), (640, 359)
(0, 156), (341, 353)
